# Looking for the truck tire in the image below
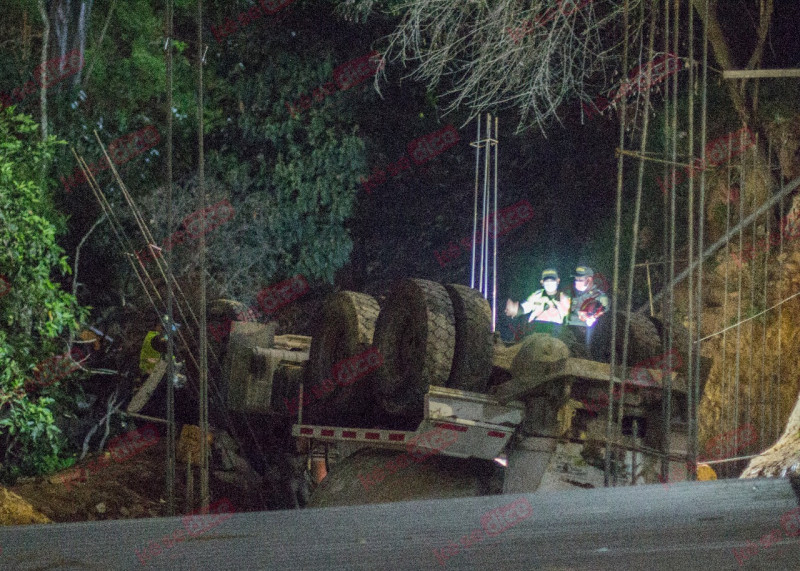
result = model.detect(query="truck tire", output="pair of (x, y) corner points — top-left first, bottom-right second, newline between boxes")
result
(374, 279), (456, 419)
(444, 284), (492, 393)
(590, 311), (662, 366)
(304, 291), (380, 425)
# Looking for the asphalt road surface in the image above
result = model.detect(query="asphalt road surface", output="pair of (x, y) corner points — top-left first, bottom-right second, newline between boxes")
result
(1, 477), (799, 570)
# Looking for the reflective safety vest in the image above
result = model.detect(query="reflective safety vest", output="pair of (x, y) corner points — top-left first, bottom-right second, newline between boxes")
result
(520, 290), (570, 324)
(139, 331), (163, 374)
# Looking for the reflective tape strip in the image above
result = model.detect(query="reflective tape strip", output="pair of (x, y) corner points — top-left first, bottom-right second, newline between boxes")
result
(434, 422), (468, 432)
(296, 425), (415, 443)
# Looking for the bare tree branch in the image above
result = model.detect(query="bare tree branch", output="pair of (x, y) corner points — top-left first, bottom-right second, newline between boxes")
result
(362, 0), (644, 132)
(37, 0), (49, 142)
(80, 389), (122, 459)
(73, 213), (107, 297)
(82, 0), (116, 89)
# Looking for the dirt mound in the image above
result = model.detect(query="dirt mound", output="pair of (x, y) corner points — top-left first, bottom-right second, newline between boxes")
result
(0, 486), (51, 526)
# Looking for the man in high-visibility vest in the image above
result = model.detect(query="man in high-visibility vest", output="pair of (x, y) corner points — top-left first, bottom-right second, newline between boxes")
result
(139, 322), (168, 377)
(505, 268), (570, 335)
(138, 320), (186, 395)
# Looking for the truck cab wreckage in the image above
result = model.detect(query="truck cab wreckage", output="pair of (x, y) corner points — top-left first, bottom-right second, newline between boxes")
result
(217, 278), (711, 507)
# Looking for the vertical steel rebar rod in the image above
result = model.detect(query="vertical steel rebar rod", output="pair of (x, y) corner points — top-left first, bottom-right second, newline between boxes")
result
(693, 0), (709, 483)
(470, 118), (481, 290)
(617, 0), (656, 486)
(721, 137), (733, 477)
(746, 133), (759, 452)
(661, 0), (680, 486)
(605, 0), (629, 487)
(685, 0), (696, 478)
(165, 0), (176, 516)
(478, 114), (490, 295)
(660, 0), (670, 482)
(733, 134), (745, 477)
(760, 156), (770, 450)
(492, 115), (499, 331)
(481, 114), (492, 297)
(776, 170), (786, 440)
(197, 0), (210, 510)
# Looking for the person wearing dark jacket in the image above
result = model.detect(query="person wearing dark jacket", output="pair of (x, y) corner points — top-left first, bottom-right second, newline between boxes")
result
(567, 266), (609, 349)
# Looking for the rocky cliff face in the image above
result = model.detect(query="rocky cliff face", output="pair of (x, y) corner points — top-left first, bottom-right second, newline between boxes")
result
(696, 115), (800, 476)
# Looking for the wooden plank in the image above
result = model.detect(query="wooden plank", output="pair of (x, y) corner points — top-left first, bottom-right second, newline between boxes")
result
(126, 360), (167, 414)
(722, 68), (800, 79)
(273, 334), (312, 351)
(263, 347), (310, 363)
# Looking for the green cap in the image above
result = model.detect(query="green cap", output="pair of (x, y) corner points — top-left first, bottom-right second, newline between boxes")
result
(574, 266), (594, 278)
(541, 268), (559, 280)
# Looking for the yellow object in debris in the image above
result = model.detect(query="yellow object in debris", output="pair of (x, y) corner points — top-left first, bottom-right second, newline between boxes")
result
(696, 463), (717, 481)
(139, 331), (162, 374)
(78, 328), (101, 351)
(177, 424), (214, 467)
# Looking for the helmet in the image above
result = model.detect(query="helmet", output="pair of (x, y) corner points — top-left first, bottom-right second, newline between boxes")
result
(541, 268), (559, 280)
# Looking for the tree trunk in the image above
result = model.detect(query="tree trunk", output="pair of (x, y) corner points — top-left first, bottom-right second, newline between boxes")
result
(37, 0), (49, 141)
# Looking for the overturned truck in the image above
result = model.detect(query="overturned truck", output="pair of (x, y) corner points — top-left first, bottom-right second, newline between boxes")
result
(218, 279), (710, 507)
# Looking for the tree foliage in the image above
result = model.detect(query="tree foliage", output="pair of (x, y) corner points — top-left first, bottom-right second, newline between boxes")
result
(0, 108), (88, 483)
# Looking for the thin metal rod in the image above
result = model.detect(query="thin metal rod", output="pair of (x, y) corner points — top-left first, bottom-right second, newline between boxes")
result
(479, 114), (490, 295)
(484, 114), (492, 297)
(685, 0), (696, 478)
(692, 0), (709, 484)
(616, 148), (692, 169)
(492, 115), (498, 331)
(662, 0), (680, 486)
(697, 276), (800, 343)
(470, 118), (481, 289)
(638, 172), (800, 313)
(720, 133), (733, 477)
(722, 69), (800, 79)
(197, 0), (210, 510)
(127, 412), (172, 425)
(605, 0), (629, 487)
(733, 133), (745, 472)
(746, 133), (759, 454)
(775, 171), (786, 442)
(701, 453), (762, 465)
(760, 145), (770, 451)
(165, 0), (176, 517)
(616, 0), (656, 484)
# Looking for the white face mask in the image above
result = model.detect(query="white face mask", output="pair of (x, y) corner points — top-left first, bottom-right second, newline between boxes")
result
(543, 281), (558, 295)
(574, 281), (588, 293)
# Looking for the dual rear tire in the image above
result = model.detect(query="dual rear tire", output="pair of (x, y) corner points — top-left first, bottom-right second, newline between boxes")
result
(306, 280), (494, 424)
